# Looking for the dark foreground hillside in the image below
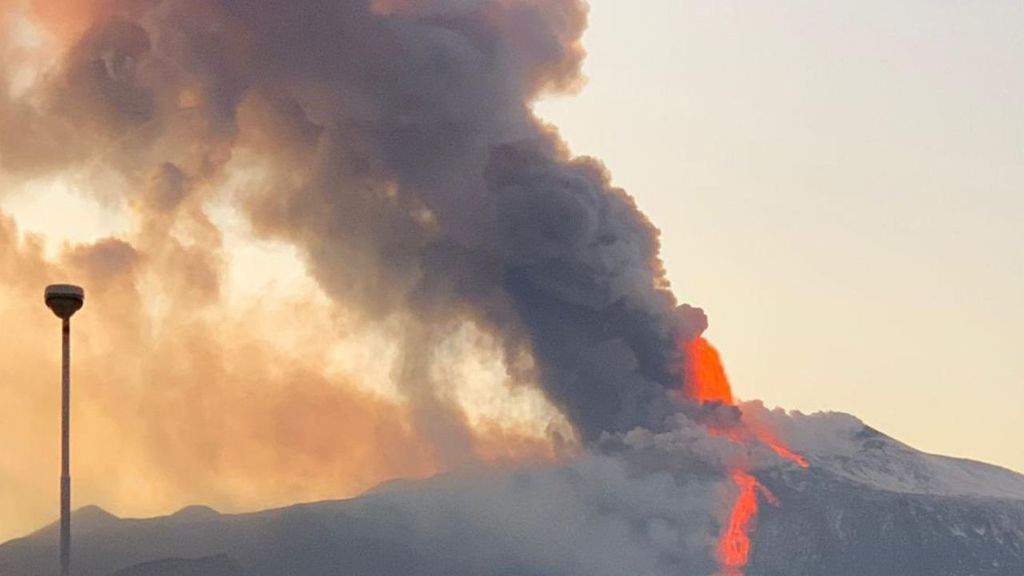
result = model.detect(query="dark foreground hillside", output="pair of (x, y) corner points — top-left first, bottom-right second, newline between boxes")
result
(3, 471), (1023, 576)
(4, 418), (1024, 576)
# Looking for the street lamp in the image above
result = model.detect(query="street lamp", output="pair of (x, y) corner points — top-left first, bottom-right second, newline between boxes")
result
(44, 284), (84, 576)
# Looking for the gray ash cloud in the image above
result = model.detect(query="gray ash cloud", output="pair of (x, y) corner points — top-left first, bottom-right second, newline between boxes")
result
(2, 0), (709, 442)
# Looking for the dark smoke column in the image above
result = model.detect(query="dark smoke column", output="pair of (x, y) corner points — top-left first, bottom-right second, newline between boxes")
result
(44, 284), (84, 576)
(40, 0), (709, 443)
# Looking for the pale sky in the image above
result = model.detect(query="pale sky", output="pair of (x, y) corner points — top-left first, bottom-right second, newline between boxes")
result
(536, 0), (1023, 472)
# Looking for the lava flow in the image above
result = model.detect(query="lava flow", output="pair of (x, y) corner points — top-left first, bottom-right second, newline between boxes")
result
(683, 337), (735, 405)
(683, 337), (808, 575)
(717, 470), (779, 575)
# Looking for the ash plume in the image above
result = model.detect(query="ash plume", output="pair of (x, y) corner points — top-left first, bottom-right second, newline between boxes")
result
(0, 0), (722, 540)
(224, 0), (710, 439)
(2, 0), (709, 441)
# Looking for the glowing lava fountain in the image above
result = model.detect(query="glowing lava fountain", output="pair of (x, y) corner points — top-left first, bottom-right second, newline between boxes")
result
(683, 337), (808, 575)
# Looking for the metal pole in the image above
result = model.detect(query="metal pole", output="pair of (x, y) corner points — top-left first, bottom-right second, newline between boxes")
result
(60, 317), (71, 576)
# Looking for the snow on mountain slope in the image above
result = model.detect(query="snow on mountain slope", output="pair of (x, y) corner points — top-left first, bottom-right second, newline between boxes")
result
(742, 404), (1024, 500)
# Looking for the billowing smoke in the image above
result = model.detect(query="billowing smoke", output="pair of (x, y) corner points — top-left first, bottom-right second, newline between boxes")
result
(168, 0), (710, 440)
(212, 0), (708, 434)
(4, 0), (708, 440)
(0, 0), (724, 543)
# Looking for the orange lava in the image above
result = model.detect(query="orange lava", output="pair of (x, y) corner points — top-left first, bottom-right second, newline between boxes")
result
(682, 337), (808, 469)
(684, 338), (735, 404)
(681, 336), (809, 574)
(718, 470), (778, 573)
(750, 427), (809, 468)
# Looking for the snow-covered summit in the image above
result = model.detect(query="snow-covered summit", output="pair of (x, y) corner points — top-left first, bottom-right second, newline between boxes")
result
(742, 404), (1024, 500)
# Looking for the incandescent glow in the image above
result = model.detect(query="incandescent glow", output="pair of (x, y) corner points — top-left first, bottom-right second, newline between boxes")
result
(750, 426), (809, 468)
(718, 470), (778, 574)
(682, 337), (807, 467)
(684, 337), (735, 405)
(682, 337), (807, 574)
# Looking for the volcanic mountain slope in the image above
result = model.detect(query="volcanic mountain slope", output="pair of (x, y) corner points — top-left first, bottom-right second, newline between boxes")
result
(2, 412), (1022, 576)
(752, 417), (1024, 575)
(110, 554), (244, 576)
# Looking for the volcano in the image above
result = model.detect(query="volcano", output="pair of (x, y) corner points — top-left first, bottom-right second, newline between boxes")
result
(2, 411), (1022, 576)
(1, 2), (1019, 575)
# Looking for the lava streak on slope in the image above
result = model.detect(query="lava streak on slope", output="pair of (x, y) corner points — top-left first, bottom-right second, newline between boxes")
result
(718, 470), (779, 575)
(682, 337), (808, 574)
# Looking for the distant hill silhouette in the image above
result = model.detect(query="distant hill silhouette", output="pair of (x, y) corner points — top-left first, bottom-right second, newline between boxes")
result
(112, 554), (244, 576)
(3, 418), (1024, 576)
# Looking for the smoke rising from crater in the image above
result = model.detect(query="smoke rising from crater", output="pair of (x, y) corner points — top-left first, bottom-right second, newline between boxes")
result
(0, 0), (714, 541)
(4, 0), (708, 439)
(192, 0), (711, 439)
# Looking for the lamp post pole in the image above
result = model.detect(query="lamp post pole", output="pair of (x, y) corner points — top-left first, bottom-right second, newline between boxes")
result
(60, 316), (71, 576)
(45, 284), (84, 576)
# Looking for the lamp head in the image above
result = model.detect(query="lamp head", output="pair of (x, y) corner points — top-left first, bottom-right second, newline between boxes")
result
(45, 284), (84, 320)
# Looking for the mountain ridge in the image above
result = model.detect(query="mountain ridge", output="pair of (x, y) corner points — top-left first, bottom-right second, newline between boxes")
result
(3, 412), (1023, 576)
